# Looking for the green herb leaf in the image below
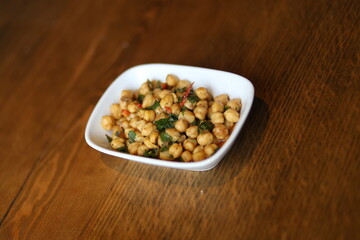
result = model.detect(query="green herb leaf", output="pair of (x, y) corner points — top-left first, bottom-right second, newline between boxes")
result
(191, 119), (200, 126)
(144, 101), (160, 110)
(138, 94), (145, 103)
(116, 146), (128, 153)
(160, 146), (169, 152)
(175, 87), (186, 93)
(160, 131), (173, 142)
(224, 105), (230, 111)
(144, 149), (158, 158)
(128, 130), (136, 143)
(199, 121), (215, 132)
(105, 134), (113, 142)
(147, 79), (153, 90)
(154, 116), (177, 131)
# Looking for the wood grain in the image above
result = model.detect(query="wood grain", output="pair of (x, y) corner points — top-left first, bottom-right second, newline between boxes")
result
(0, 0), (359, 239)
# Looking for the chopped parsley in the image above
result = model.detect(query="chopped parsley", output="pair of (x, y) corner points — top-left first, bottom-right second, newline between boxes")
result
(116, 146), (128, 153)
(105, 134), (113, 142)
(224, 105), (230, 111)
(160, 131), (173, 142)
(160, 146), (169, 152)
(144, 149), (158, 158)
(191, 119), (200, 126)
(187, 89), (199, 103)
(199, 121), (214, 132)
(138, 94), (145, 103)
(144, 101), (160, 110)
(128, 130), (136, 143)
(154, 115), (177, 131)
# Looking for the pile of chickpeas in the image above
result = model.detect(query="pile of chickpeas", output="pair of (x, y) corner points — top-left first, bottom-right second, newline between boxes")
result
(101, 74), (241, 162)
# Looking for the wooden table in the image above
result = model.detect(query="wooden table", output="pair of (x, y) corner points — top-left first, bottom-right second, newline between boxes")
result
(0, 0), (359, 239)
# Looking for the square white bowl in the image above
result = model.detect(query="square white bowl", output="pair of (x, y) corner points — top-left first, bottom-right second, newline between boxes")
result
(85, 63), (254, 171)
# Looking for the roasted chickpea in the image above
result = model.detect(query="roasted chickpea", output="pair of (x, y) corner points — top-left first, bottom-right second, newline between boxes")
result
(142, 94), (156, 108)
(143, 110), (156, 121)
(207, 107), (214, 119)
(154, 112), (168, 121)
(130, 117), (140, 128)
(193, 145), (204, 153)
(183, 138), (197, 152)
(214, 94), (229, 105)
(117, 119), (130, 129)
(186, 126), (199, 138)
(101, 115), (115, 130)
(179, 110), (195, 123)
(119, 99), (130, 110)
(165, 128), (180, 142)
(211, 102), (224, 113)
(197, 132), (214, 146)
(128, 142), (142, 155)
(193, 106), (207, 120)
(193, 150), (207, 161)
(139, 82), (151, 95)
(175, 119), (188, 133)
(144, 137), (158, 149)
(110, 137), (125, 149)
(157, 136), (165, 147)
(121, 90), (133, 100)
(178, 134), (186, 143)
(227, 98), (242, 111)
(149, 131), (159, 144)
(181, 151), (192, 162)
(197, 100), (208, 108)
(137, 144), (149, 156)
(184, 99), (196, 110)
(213, 124), (229, 140)
(110, 103), (122, 119)
(160, 151), (173, 160)
(195, 87), (210, 100)
(127, 101), (140, 113)
(153, 88), (162, 99)
(169, 143), (183, 158)
(160, 94), (174, 109)
(112, 126), (124, 139)
(135, 119), (147, 131)
(134, 130), (144, 142)
(224, 120), (235, 129)
(177, 80), (191, 89)
(204, 144), (218, 157)
(171, 103), (181, 115)
(166, 74), (180, 87)
(211, 112), (225, 124)
(159, 90), (172, 99)
(224, 109), (240, 122)
(141, 122), (156, 136)
(171, 93), (178, 102)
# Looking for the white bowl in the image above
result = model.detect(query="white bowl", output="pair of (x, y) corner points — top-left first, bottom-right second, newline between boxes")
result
(85, 64), (254, 171)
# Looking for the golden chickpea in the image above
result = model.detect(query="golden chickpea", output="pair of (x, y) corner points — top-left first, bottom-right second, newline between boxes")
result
(207, 107), (214, 119)
(134, 130), (144, 142)
(197, 132), (214, 146)
(175, 119), (188, 132)
(193, 145), (204, 153)
(154, 112), (168, 121)
(211, 112), (225, 124)
(169, 143), (183, 158)
(110, 103), (122, 119)
(128, 142), (142, 155)
(193, 150), (207, 161)
(193, 106), (207, 120)
(137, 144), (149, 156)
(159, 151), (173, 160)
(139, 82), (151, 95)
(171, 93), (178, 103)
(211, 101), (224, 113)
(178, 134), (186, 143)
(224, 120), (235, 129)
(181, 151), (192, 162)
(186, 126), (199, 138)
(110, 137), (125, 149)
(142, 94), (156, 108)
(176, 80), (191, 89)
(227, 98), (242, 111)
(157, 136), (165, 147)
(127, 101), (140, 113)
(135, 119), (147, 131)
(197, 100), (208, 108)
(195, 87), (210, 100)
(119, 99), (129, 110)
(160, 94), (173, 109)
(141, 122), (156, 136)
(144, 137), (158, 149)
(165, 128), (180, 142)
(214, 94), (229, 105)
(101, 115), (115, 131)
(159, 90), (172, 99)
(184, 100), (196, 110)
(112, 126), (124, 139)
(179, 110), (195, 123)
(130, 117), (140, 128)
(171, 103), (181, 115)
(183, 138), (197, 152)
(117, 119), (130, 129)
(121, 90), (133, 100)
(166, 74), (180, 87)
(224, 109), (240, 122)
(204, 144), (218, 157)
(143, 110), (156, 121)
(149, 131), (159, 144)
(153, 88), (162, 99)
(213, 124), (229, 140)
(155, 105), (165, 114)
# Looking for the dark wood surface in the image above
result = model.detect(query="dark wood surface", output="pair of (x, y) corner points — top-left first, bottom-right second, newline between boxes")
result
(0, 0), (359, 239)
